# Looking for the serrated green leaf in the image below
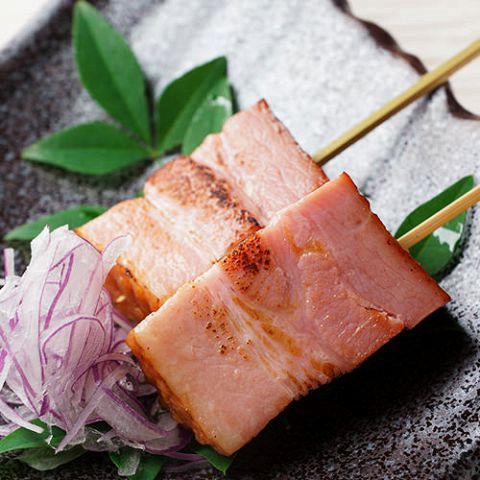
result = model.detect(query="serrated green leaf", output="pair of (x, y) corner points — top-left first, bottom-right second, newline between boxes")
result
(395, 175), (474, 278)
(5, 205), (107, 241)
(73, 1), (151, 143)
(0, 420), (64, 454)
(155, 57), (227, 153)
(18, 446), (85, 471)
(194, 444), (233, 474)
(23, 122), (150, 175)
(182, 77), (233, 154)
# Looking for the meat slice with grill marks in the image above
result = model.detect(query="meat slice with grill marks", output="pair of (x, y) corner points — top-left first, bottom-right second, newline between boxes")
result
(127, 173), (449, 456)
(79, 100), (328, 321)
(144, 156), (259, 256)
(77, 160), (259, 322)
(192, 99), (329, 225)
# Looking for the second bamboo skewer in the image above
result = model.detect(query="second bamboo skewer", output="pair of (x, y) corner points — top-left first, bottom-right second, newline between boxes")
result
(398, 185), (480, 250)
(313, 39), (480, 166)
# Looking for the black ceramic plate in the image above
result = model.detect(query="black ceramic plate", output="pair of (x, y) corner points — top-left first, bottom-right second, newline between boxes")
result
(1, 1), (480, 479)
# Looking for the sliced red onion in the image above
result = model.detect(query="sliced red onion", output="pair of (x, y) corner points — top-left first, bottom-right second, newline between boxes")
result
(96, 389), (178, 442)
(3, 248), (14, 278)
(0, 227), (185, 462)
(79, 428), (119, 452)
(57, 366), (131, 452)
(112, 311), (133, 332)
(0, 423), (17, 436)
(1, 248), (15, 287)
(0, 397), (42, 433)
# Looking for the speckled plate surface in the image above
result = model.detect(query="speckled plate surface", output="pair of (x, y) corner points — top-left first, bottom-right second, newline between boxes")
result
(1, 1), (480, 479)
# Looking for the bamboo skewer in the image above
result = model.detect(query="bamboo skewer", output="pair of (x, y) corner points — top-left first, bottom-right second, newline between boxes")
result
(313, 39), (480, 166)
(398, 185), (480, 250)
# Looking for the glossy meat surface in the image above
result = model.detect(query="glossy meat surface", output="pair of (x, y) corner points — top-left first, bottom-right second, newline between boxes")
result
(192, 99), (329, 224)
(79, 101), (327, 321)
(144, 156), (259, 256)
(128, 173), (449, 455)
(77, 198), (215, 321)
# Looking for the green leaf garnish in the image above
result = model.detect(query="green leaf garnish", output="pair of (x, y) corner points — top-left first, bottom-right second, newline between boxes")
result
(128, 453), (165, 480)
(0, 420), (74, 472)
(182, 77), (233, 154)
(396, 175), (474, 277)
(18, 446), (85, 471)
(155, 56), (228, 154)
(0, 420), (64, 454)
(23, 5), (234, 176)
(22, 122), (150, 175)
(5, 205), (107, 241)
(109, 447), (139, 475)
(110, 447), (164, 480)
(194, 444), (234, 474)
(73, 1), (152, 144)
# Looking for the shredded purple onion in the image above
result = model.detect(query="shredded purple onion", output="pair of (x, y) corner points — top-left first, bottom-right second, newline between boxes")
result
(0, 227), (188, 462)
(3, 249), (14, 278)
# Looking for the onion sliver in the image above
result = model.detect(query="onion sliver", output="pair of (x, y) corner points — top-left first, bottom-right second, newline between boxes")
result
(0, 227), (184, 458)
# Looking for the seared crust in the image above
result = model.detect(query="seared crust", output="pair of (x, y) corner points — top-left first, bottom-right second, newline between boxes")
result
(78, 156), (262, 324)
(220, 233), (272, 293)
(191, 99), (329, 224)
(145, 156), (260, 251)
(126, 330), (229, 455)
(105, 265), (163, 323)
(147, 156), (247, 214)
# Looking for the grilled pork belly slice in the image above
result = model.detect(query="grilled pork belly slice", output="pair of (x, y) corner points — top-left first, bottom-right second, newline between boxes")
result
(77, 198), (204, 321)
(80, 101), (328, 321)
(127, 173), (449, 456)
(192, 99), (329, 224)
(77, 161), (259, 322)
